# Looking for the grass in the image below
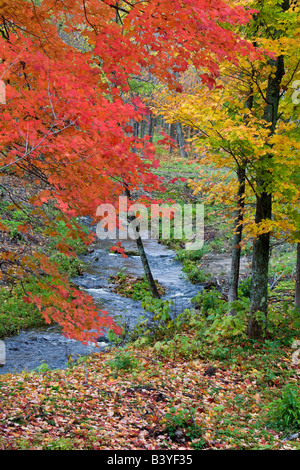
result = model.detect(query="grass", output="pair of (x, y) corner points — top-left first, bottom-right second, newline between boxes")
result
(108, 272), (166, 301)
(0, 304), (299, 450)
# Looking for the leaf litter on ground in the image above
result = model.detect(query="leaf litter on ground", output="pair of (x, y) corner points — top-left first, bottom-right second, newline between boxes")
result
(0, 342), (299, 450)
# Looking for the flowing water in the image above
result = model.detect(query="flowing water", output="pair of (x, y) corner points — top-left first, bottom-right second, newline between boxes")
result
(0, 230), (203, 374)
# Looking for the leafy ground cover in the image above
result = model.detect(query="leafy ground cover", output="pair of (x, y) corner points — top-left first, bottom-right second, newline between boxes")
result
(0, 324), (299, 450)
(108, 273), (166, 301)
(0, 154), (299, 451)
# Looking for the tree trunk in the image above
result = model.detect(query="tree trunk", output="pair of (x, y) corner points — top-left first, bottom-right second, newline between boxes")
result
(295, 242), (300, 310)
(134, 120), (139, 138)
(140, 119), (147, 139)
(228, 87), (252, 308)
(148, 115), (154, 143)
(169, 122), (176, 154)
(228, 164), (246, 305)
(135, 231), (160, 299)
(176, 122), (188, 158)
(124, 186), (160, 299)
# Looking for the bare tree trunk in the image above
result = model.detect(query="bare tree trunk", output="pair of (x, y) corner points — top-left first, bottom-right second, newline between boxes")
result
(176, 122), (188, 158)
(295, 242), (300, 310)
(228, 89), (252, 309)
(148, 115), (154, 143)
(140, 119), (147, 139)
(124, 186), (160, 299)
(135, 230), (160, 299)
(134, 120), (139, 138)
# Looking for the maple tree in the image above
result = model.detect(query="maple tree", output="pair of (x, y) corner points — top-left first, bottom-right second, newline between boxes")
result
(0, 0), (258, 342)
(150, 0), (299, 337)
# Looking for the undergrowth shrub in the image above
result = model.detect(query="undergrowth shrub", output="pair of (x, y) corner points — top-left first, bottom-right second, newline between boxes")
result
(163, 407), (203, 442)
(238, 277), (252, 298)
(49, 252), (84, 277)
(191, 288), (224, 315)
(181, 260), (209, 283)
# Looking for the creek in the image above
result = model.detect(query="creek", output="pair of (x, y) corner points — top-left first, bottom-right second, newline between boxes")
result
(0, 229), (202, 374)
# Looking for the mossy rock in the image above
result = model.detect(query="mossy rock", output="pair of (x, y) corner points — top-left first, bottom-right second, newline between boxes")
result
(108, 274), (165, 300)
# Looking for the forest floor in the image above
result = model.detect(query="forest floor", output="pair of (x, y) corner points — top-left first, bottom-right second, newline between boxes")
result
(0, 153), (299, 451)
(0, 337), (299, 450)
